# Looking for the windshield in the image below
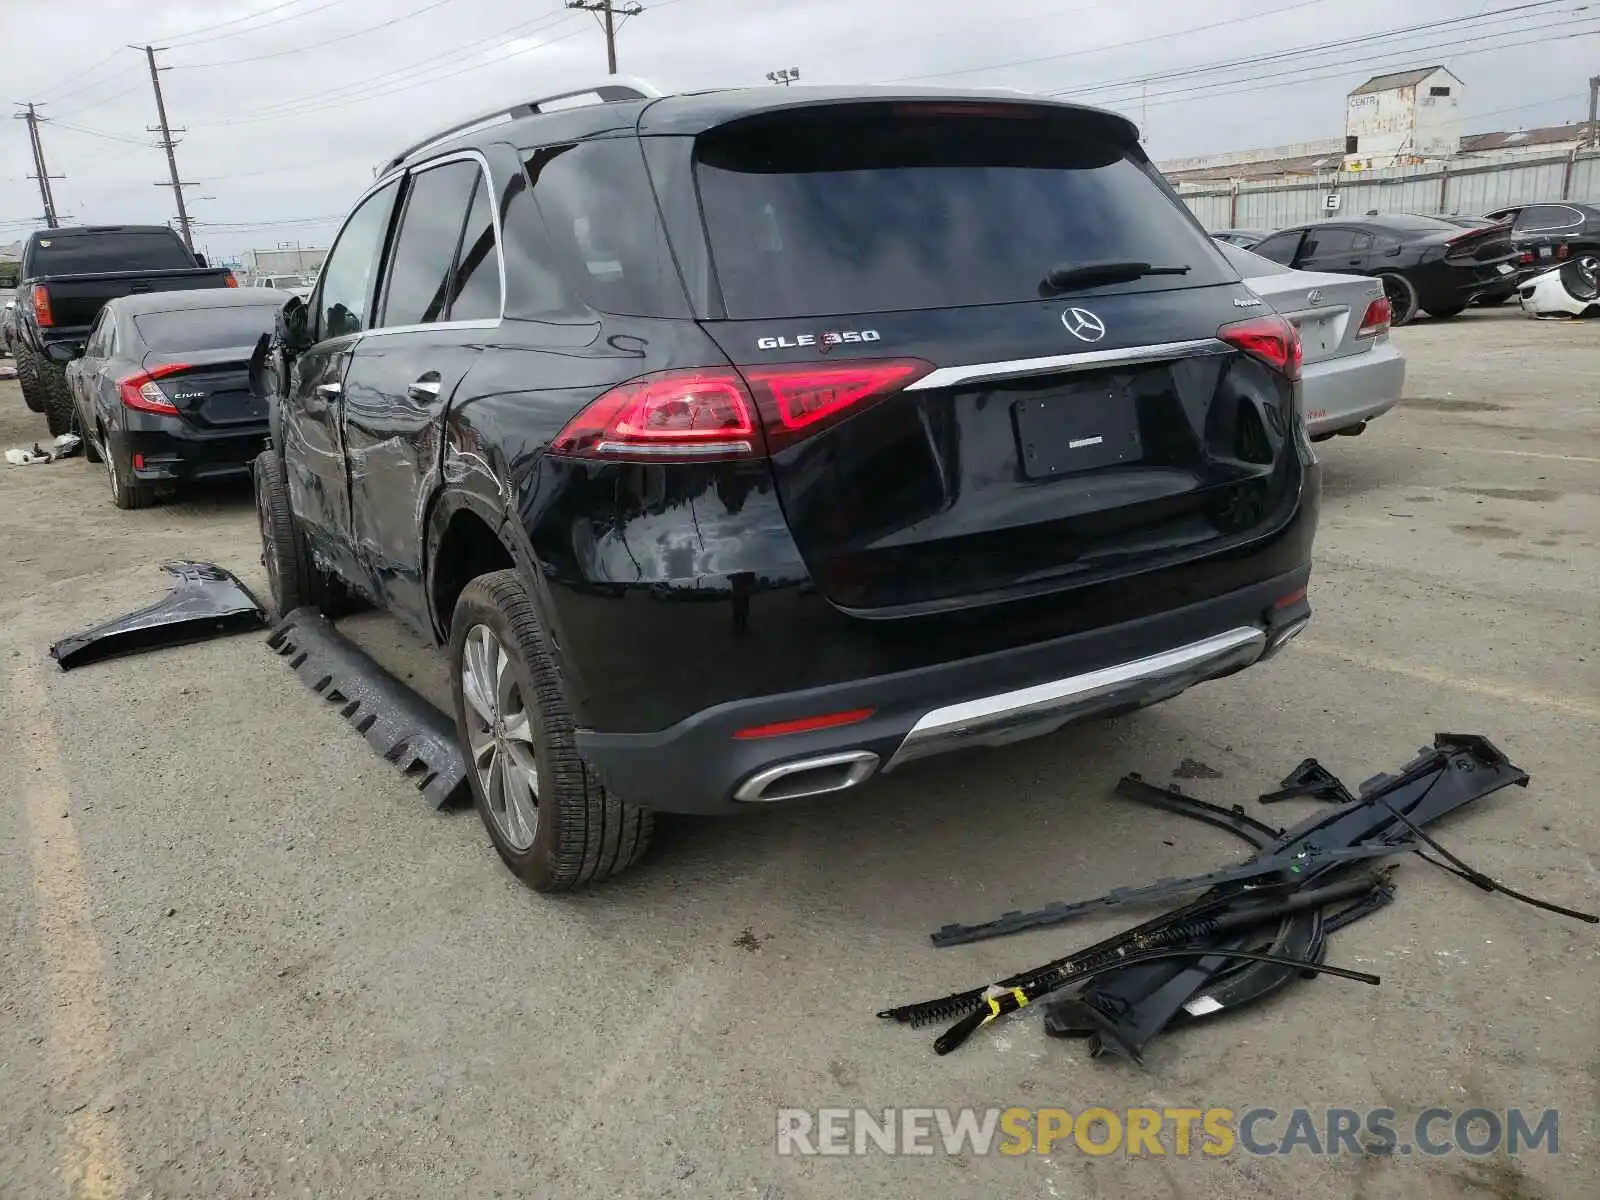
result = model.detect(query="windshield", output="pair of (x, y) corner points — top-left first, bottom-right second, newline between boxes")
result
(26, 230), (195, 276)
(133, 304), (279, 353)
(694, 104), (1232, 319)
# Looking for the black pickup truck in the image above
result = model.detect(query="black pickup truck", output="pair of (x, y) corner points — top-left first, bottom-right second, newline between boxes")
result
(12, 225), (236, 434)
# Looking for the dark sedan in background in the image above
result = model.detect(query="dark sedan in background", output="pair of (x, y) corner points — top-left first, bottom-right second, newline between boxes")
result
(1485, 201), (1600, 269)
(1246, 215), (1517, 325)
(65, 289), (288, 508)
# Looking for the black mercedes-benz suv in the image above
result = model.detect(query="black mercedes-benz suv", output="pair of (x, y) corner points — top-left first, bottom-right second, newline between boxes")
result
(253, 81), (1317, 892)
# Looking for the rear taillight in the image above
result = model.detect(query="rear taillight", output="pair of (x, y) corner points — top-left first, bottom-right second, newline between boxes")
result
(551, 359), (933, 461)
(118, 363), (191, 414)
(1218, 314), (1301, 382)
(1357, 296), (1391, 339)
(31, 285), (53, 328)
(224, 271), (239, 287)
(1519, 251), (1535, 265)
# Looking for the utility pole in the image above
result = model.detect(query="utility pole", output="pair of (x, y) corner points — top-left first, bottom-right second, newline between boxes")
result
(565, 0), (643, 75)
(767, 68), (800, 87)
(1588, 75), (1600, 150)
(136, 44), (196, 253)
(14, 104), (63, 228)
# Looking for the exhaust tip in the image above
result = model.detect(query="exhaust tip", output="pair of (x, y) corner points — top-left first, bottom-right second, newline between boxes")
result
(1262, 615), (1311, 660)
(734, 750), (880, 803)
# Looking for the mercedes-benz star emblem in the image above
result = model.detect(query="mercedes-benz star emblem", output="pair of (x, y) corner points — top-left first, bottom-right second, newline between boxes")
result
(1061, 307), (1106, 343)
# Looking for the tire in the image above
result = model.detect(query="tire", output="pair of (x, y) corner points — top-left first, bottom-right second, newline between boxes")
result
(1425, 304), (1467, 320)
(38, 360), (76, 437)
(103, 433), (157, 510)
(252, 449), (357, 619)
(15, 344), (45, 414)
(449, 569), (654, 892)
(1379, 273), (1419, 327)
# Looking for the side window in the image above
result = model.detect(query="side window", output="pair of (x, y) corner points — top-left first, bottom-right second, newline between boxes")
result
(518, 139), (689, 317)
(316, 179), (401, 341)
(1519, 204), (1582, 232)
(378, 161), (479, 328)
(1250, 231), (1302, 266)
(85, 313), (109, 357)
(104, 316), (119, 358)
(446, 173), (502, 322)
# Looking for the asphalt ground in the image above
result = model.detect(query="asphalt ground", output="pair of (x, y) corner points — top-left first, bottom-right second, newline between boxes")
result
(1, 306), (1595, 1199)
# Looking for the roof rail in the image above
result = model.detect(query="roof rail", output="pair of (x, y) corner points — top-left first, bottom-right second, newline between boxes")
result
(380, 77), (663, 173)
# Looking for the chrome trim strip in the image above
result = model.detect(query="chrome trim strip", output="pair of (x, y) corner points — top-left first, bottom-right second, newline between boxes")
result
(885, 627), (1267, 771)
(734, 750), (880, 803)
(904, 338), (1227, 392)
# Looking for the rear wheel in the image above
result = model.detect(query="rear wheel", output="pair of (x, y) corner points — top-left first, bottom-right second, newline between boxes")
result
(104, 434), (157, 510)
(1380, 273), (1419, 327)
(38, 361), (76, 437)
(14, 345), (45, 414)
(449, 569), (654, 892)
(252, 449), (358, 619)
(1425, 304), (1467, 319)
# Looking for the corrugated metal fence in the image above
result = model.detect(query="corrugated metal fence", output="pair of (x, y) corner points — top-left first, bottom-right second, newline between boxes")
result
(1176, 149), (1600, 230)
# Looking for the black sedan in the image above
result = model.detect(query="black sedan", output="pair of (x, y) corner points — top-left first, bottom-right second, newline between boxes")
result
(1484, 201), (1600, 269)
(65, 289), (288, 508)
(1246, 215), (1517, 325)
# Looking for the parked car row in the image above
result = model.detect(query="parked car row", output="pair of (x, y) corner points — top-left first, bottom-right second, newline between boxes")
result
(1213, 202), (1600, 324)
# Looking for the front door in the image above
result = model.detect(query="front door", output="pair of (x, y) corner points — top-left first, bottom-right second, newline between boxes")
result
(341, 156), (501, 632)
(279, 177), (401, 575)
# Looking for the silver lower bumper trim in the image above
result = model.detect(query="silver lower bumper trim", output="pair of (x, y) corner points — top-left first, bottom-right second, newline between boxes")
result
(884, 626), (1268, 771)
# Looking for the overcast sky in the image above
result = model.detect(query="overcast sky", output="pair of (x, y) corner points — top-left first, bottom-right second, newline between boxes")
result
(3, 0), (1596, 260)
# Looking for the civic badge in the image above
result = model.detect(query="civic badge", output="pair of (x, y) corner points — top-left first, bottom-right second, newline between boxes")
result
(1061, 307), (1106, 343)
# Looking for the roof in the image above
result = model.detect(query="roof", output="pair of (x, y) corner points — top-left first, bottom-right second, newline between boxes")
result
(107, 288), (291, 315)
(1168, 150), (1346, 183)
(1350, 67), (1448, 96)
(1460, 122), (1589, 152)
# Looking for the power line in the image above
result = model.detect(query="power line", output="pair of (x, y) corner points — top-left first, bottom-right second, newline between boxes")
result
(887, 0), (1333, 83)
(49, 120), (153, 148)
(195, 7), (577, 125)
(1130, 20), (1600, 112)
(175, 0), (460, 68)
(1047, 1), (1579, 101)
(195, 20), (590, 127)
(52, 82), (147, 121)
(163, 0), (362, 48)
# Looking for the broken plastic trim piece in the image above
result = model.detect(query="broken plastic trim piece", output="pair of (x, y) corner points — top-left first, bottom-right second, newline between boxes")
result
(266, 607), (469, 810)
(49, 560), (266, 670)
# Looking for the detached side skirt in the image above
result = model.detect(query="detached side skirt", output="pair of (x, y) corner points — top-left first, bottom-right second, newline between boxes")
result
(266, 608), (469, 810)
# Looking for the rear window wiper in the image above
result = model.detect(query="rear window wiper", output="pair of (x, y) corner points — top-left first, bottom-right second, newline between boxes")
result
(1040, 260), (1190, 296)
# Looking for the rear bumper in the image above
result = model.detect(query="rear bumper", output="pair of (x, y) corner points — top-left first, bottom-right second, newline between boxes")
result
(1303, 340), (1404, 438)
(121, 417), (269, 483)
(575, 567), (1312, 814)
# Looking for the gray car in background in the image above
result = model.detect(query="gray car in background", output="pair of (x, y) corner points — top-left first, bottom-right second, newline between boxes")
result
(1214, 238), (1405, 441)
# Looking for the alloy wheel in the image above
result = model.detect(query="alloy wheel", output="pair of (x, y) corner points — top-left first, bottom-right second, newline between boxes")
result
(461, 623), (541, 851)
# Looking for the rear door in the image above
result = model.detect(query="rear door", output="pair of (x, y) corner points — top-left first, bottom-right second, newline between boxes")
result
(1293, 226), (1373, 275)
(282, 178), (401, 566)
(686, 101), (1305, 614)
(341, 155), (495, 626)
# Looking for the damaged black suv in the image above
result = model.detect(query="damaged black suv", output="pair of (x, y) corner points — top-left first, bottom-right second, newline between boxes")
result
(253, 81), (1317, 892)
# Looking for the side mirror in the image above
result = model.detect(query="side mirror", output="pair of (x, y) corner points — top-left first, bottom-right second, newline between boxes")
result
(45, 341), (84, 364)
(277, 295), (314, 357)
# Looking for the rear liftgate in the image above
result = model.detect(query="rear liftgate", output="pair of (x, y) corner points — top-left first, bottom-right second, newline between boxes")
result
(266, 608), (469, 810)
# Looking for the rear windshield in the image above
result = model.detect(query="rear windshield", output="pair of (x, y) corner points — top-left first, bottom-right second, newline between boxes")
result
(693, 104), (1232, 320)
(133, 305), (279, 352)
(26, 230), (196, 276)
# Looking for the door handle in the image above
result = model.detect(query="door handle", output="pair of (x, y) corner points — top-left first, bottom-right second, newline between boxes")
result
(315, 382), (342, 399)
(408, 374), (442, 401)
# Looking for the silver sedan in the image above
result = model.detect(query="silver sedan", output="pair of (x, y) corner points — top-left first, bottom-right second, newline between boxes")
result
(1215, 238), (1405, 441)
